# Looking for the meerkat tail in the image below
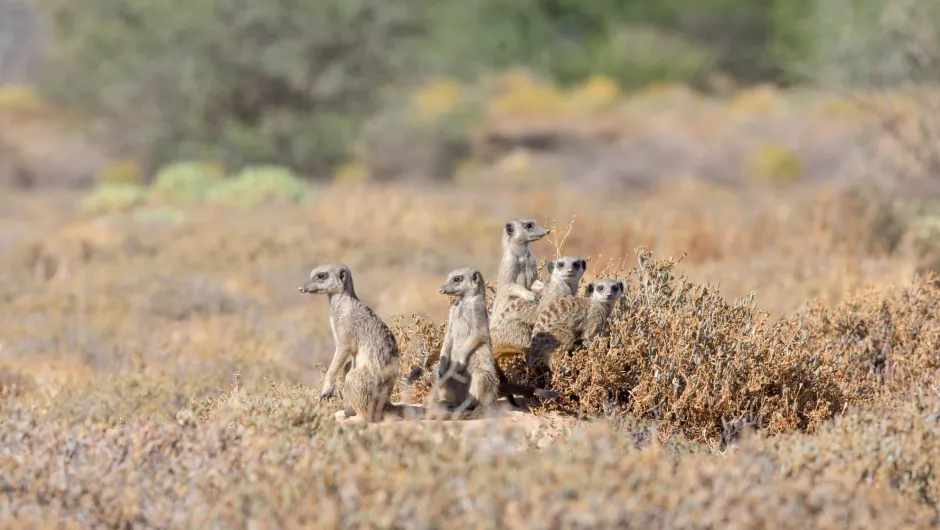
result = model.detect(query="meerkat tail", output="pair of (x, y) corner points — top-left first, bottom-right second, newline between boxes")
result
(494, 365), (521, 408)
(492, 344), (528, 362)
(498, 380), (560, 401)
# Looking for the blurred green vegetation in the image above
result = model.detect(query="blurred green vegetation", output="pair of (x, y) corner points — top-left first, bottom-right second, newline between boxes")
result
(29, 0), (939, 179)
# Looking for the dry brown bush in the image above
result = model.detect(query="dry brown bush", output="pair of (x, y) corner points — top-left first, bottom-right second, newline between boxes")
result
(395, 246), (939, 447)
(1, 383), (940, 528)
(0, 183), (937, 527)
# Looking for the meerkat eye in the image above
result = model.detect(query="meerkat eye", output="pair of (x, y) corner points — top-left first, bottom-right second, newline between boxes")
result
(556, 262), (564, 269)
(597, 285), (604, 292)
(523, 222), (534, 230)
(453, 276), (463, 283)
(316, 273), (327, 280)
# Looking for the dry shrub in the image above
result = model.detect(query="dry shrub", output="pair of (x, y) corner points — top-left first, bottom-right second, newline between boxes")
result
(1, 382), (938, 528)
(535, 248), (847, 443)
(796, 278), (940, 404)
(392, 244), (939, 446)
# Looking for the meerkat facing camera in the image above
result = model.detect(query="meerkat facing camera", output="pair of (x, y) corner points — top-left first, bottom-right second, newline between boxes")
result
(491, 255), (587, 350)
(492, 278), (624, 371)
(430, 267), (501, 419)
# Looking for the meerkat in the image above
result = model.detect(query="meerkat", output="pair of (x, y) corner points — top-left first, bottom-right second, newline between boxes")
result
(490, 217), (551, 328)
(298, 263), (401, 423)
(491, 255), (587, 349)
(406, 264), (560, 410)
(423, 267), (501, 420)
(492, 278), (625, 371)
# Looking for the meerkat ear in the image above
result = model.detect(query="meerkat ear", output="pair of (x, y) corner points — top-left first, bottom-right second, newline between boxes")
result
(580, 260), (587, 271)
(618, 281), (624, 292)
(472, 271), (482, 285)
(505, 223), (514, 235)
(338, 269), (347, 282)
(585, 282), (595, 296)
(547, 261), (555, 273)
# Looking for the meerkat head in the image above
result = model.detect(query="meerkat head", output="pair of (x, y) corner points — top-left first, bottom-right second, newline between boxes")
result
(547, 255), (587, 284)
(299, 263), (353, 295)
(584, 278), (624, 303)
(503, 218), (550, 245)
(439, 267), (485, 298)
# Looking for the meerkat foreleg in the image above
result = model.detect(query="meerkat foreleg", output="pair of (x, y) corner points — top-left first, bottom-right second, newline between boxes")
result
(451, 335), (486, 373)
(321, 344), (354, 401)
(504, 283), (537, 302)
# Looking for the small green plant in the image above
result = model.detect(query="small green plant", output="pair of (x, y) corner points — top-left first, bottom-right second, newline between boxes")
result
(149, 161), (227, 204)
(79, 183), (149, 213)
(95, 160), (143, 185)
(745, 144), (803, 184)
(206, 165), (313, 207)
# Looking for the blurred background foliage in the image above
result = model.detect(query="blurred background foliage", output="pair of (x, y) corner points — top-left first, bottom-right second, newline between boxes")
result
(0, 0), (897, 172)
(0, 0), (937, 185)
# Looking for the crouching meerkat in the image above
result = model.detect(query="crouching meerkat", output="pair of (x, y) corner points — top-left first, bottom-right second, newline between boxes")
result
(492, 278), (625, 371)
(490, 218), (551, 328)
(299, 263), (401, 423)
(491, 255), (587, 349)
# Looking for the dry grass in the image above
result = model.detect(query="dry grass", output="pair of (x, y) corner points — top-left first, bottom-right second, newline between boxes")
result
(1, 180), (939, 528)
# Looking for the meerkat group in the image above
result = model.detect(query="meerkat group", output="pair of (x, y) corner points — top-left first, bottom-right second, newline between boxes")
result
(300, 217), (625, 423)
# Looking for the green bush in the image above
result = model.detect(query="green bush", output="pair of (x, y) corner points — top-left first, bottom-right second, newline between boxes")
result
(745, 144), (803, 184)
(95, 160), (143, 185)
(37, 0), (437, 176)
(206, 165), (313, 207)
(79, 183), (149, 213)
(149, 161), (226, 204)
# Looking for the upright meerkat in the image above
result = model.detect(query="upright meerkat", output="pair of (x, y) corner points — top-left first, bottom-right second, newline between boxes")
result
(298, 263), (401, 423)
(406, 264), (559, 410)
(424, 267), (500, 419)
(491, 255), (587, 349)
(490, 217), (551, 328)
(492, 278), (625, 370)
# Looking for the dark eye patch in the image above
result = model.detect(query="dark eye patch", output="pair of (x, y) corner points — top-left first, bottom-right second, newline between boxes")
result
(556, 262), (564, 269)
(453, 276), (463, 283)
(597, 285), (604, 292)
(316, 272), (327, 280)
(524, 223), (534, 230)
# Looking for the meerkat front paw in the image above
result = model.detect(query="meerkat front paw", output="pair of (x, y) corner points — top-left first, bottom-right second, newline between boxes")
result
(437, 357), (451, 380)
(406, 366), (425, 383)
(319, 384), (335, 401)
(531, 279), (545, 291)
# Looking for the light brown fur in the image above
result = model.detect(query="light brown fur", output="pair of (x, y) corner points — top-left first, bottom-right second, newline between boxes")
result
(492, 278), (624, 371)
(299, 263), (401, 423)
(490, 218), (550, 329)
(491, 256), (586, 350)
(427, 267), (500, 420)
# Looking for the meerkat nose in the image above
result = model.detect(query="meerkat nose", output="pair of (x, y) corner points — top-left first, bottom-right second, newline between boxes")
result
(298, 286), (305, 293)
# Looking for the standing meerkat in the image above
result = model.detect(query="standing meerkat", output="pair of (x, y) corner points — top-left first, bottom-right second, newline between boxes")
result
(492, 278), (625, 371)
(491, 255), (587, 349)
(490, 217), (551, 328)
(299, 263), (401, 423)
(427, 267), (499, 419)
(406, 266), (559, 411)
